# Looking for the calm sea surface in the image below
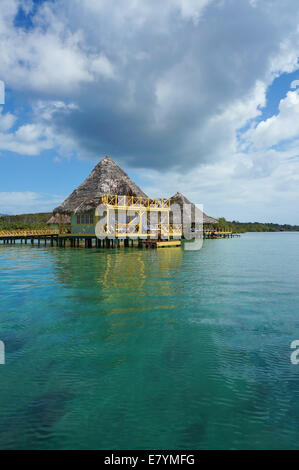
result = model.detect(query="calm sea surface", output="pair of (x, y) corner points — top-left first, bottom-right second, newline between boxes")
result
(0, 233), (299, 449)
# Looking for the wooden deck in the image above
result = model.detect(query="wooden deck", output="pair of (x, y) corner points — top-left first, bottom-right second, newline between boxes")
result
(144, 240), (181, 249)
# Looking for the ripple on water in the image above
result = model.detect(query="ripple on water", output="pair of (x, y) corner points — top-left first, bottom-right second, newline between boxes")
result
(0, 235), (299, 449)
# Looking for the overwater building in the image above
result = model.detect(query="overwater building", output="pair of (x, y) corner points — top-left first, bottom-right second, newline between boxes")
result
(53, 156), (218, 244)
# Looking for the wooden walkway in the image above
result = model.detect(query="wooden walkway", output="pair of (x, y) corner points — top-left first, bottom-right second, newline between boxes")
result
(0, 229), (239, 248)
(0, 229), (59, 246)
(203, 231), (240, 239)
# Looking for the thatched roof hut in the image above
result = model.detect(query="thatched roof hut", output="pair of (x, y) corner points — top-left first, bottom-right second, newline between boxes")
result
(53, 156), (219, 227)
(54, 156), (148, 214)
(170, 192), (218, 225)
(46, 214), (71, 225)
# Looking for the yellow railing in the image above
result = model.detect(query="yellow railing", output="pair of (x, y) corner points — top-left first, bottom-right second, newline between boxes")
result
(0, 229), (59, 238)
(100, 194), (170, 209)
(203, 230), (233, 234)
(96, 222), (182, 238)
(59, 224), (72, 234)
(169, 224), (183, 237)
(1, 224), (183, 239)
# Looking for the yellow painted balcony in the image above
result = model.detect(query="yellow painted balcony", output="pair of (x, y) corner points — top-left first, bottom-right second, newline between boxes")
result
(99, 194), (170, 210)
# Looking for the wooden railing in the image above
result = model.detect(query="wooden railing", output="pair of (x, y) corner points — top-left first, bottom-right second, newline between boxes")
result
(0, 229), (59, 238)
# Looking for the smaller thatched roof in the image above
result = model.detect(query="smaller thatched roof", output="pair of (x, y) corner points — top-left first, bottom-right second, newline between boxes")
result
(46, 214), (71, 225)
(170, 192), (218, 225)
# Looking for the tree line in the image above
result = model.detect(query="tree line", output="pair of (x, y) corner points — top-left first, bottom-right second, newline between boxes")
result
(0, 213), (51, 230)
(213, 218), (299, 233)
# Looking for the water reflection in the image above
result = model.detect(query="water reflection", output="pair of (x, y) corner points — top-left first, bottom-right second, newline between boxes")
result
(47, 246), (184, 316)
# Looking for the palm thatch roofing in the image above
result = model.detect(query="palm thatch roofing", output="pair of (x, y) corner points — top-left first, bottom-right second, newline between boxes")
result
(53, 156), (148, 214)
(170, 192), (218, 225)
(46, 214), (71, 225)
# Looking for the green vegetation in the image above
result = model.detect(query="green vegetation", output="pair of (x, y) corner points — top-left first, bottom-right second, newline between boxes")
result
(215, 218), (299, 233)
(0, 213), (51, 230)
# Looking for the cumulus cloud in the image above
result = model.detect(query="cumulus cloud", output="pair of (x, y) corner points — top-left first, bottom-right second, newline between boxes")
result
(1, 0), (299, 165)
(0, 101), (78, 156)
(242, 90), (299, 151)
(0, 0), (117, 95)
(1, 0), (299, 220)
(0, 191), (65, 214)
(0, 106), (53, 155)
(0, 108), (16, 132)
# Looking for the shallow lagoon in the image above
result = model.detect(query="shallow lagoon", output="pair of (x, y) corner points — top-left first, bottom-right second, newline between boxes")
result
(0, 233), (299, 449)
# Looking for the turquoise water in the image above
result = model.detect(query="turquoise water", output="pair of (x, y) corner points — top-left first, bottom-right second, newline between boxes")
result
(0, 233), (299, 450)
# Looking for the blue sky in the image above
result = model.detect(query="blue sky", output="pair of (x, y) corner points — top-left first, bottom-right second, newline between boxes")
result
(1, 0), (299, 223)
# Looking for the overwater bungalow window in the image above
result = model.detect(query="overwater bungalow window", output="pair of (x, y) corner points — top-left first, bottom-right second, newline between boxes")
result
(76, 214), (94, 225)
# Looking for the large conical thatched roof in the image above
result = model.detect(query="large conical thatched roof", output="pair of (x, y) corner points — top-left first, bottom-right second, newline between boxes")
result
(54, 156), (148, 214)
(170, 192), (218, 225)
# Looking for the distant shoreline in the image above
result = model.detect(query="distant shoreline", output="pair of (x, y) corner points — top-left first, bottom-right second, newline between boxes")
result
(216, 218), (299, 234)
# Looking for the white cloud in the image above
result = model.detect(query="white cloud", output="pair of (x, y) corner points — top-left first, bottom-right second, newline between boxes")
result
(242, 90), (299, 151)
(0, 118), (53, 156)
(0, 0), (299, 221)
(0, 1), (117, 96)
(0, 191), (64, 214)
(0, 100), (79, 156)
(0, 108), (16, 132)
(174, 0), (213, 23)
(90, 55), (116, 79)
